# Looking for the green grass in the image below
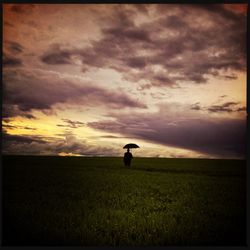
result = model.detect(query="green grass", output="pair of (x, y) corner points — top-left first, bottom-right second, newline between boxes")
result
(2, 155), (246, 246)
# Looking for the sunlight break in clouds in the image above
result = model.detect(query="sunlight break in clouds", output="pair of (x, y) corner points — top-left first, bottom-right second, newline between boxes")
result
(2, 4), (247, 158)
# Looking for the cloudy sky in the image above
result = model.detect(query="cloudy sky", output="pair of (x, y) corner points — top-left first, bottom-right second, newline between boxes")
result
(2, 4), (247, 158)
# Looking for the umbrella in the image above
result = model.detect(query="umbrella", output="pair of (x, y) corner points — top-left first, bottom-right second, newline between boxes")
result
(123, 143), (140, 149)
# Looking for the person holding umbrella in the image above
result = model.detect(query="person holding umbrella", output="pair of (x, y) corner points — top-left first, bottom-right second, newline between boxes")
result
(124, 148), (133, 167)
(123, 143), (139, 167)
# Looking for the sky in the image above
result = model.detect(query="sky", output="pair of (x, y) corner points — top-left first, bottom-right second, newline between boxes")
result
(2, 4), (247, 158)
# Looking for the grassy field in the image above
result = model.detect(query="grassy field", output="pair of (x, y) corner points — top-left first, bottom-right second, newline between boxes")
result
(2, 155), (246, 246)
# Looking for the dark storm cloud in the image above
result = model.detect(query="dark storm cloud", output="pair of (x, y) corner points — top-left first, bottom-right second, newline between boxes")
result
(2, 132), (60, 155)
(2, 131), (120, 156)
(2, 133), (46, 144)
(2, 68), (146, 118)
(40, 4), (246, 88)
(88, 106), (246, 158)
(2, 103), (37, 119)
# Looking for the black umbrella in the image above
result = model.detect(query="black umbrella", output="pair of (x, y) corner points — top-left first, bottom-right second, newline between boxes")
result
(123, 143), (140, 149)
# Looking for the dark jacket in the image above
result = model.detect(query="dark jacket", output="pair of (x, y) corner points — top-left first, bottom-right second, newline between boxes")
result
(123, 152), (133, 166)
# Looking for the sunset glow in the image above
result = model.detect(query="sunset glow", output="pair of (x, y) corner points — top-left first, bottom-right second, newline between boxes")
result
(2, 4), (247, 158)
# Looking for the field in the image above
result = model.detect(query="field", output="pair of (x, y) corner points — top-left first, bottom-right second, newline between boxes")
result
(2, 155), (246, 246)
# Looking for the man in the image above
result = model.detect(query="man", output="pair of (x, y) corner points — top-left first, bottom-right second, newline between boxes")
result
(123, 148), (133, 167)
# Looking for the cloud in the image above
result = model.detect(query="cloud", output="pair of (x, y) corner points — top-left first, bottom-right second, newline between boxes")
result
(190, 102), (202, 111)
(3, 53), (22, 67)
(3, 41), (24, 68)
(41, 44), (72, 64)
(2, 68), (147, 118)
(207, 102), (239, 113)
(2, 104), (36, 119)
(2, 133), (46, 145)
(41, 53), (71, 64)
(2, 124), (37, 131)
(190, 101), (246, 113)
(4, 41), (24, 54)
(38, 4), (246, 89)
(57, 119), (85, 129)
(87, 104), (246, 158)
(2, 131), (120, 156)
(126, 56), (147, 69)
(236, 107), (246, 112)
(99, 135), (131, 139)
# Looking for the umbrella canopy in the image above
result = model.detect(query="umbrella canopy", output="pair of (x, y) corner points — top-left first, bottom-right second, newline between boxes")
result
(123, 143), (140, 149)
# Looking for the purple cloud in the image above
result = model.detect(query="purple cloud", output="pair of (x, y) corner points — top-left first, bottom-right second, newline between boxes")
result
(190, 101), (246, 113)
(2, 131), (120, 156)
(57, 119), (85, 129)
(5, 41), (24, 54)
(3, 53), (22, 67)
(2, 68), (147, 118)
(41, 45), (72, 64)
(87, 105), (246, 158)
(39, 4), (246, 88)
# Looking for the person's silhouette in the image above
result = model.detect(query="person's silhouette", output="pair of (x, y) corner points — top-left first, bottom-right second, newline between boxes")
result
(123, 148), (133, 167)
